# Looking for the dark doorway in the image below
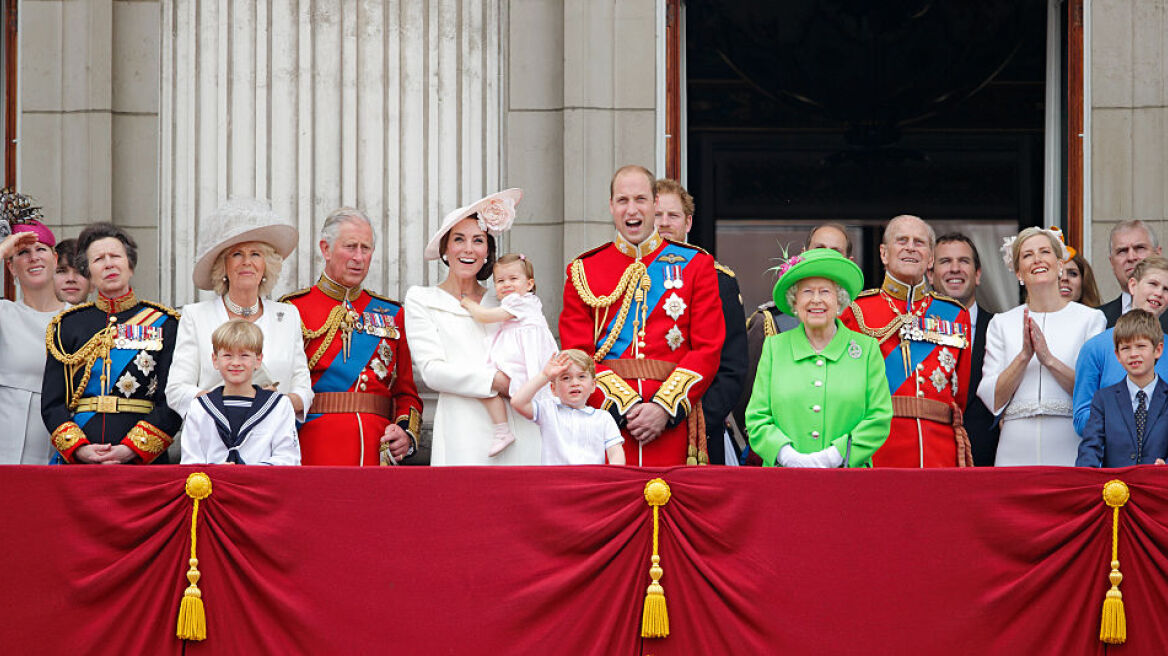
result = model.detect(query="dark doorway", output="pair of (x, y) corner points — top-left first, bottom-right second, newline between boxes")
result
(685, 0), (1051, 313)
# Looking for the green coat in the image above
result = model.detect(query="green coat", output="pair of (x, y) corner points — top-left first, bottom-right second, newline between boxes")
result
(746, 320), (892, 467)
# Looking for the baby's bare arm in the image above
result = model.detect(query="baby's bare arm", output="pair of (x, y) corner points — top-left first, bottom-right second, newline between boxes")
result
(460, 297), (515, 324)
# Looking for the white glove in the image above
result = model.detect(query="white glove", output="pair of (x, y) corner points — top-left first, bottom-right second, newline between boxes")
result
(777, 445), (812, 468)
(806, 446), (844, 468)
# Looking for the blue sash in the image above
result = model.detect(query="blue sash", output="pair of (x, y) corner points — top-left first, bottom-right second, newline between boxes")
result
(596, 243), (693, 360)
(74, 313), (169, 429)
(883, 299), (962, 396)
(305, 297), (398, 423)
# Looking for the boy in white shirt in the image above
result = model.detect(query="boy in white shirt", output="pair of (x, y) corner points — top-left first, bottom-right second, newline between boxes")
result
(180, 319), (300, 465)
(511, 349), (625, 465)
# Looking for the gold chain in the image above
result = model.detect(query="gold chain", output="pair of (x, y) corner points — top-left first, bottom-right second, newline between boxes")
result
(849, 300), (907, 344)
(303, 305), (352, 369)
(45, 314), (117, 410)
(571, 260), (650, 361)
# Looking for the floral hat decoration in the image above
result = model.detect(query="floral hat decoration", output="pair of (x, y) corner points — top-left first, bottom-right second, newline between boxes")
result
(0, 187), (55, 246)
(424, 188), (523, 261)
(999, 226), (1072, 272)
(770, 247), (864, 317)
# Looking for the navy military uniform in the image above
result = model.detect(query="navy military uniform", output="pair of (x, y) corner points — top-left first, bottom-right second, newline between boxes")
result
(702, 262), (748, 464)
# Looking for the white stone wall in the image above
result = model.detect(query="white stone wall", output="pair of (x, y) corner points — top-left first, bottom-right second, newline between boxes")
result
(19, 0), (162, 299)
(1090, 0), (1168, 299)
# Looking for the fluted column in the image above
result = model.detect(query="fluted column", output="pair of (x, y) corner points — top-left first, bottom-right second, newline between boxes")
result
(160, 0), (503, 306)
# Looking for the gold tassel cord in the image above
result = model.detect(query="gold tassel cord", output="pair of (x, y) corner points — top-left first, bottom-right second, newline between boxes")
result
(1099, 479), (1129, 645)
(641, 478), (672, 639)
(177, 472), (213, 641)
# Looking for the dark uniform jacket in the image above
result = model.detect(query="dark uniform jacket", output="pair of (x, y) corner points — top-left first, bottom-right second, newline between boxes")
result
(42, 291), (181, 463)
(701, 263), (748, 465)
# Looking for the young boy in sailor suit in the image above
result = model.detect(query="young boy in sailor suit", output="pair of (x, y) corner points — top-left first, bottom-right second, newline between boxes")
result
(180, 319), (300, 465)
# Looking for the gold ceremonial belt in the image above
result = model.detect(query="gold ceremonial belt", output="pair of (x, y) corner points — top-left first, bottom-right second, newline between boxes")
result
(75, 396), (154, 414)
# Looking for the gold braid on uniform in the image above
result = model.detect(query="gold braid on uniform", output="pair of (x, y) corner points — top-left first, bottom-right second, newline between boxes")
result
(569, 259), (649, 361)
(848, 300), (908, 345)
(302, 305), (354, 369)
(45, 309), (118, 410)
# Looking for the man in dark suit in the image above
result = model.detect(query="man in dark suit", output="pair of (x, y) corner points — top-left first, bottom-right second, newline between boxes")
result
(654, 178), (747, 465)
(931, 233), (998, 466)
(1098, 220), (1167, 330)
(1077, 309), (1168, 467)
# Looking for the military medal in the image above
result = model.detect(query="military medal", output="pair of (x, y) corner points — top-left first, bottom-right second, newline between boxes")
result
(378, 341), (393, 364)
(662, 264), (684, 290)
(359, 310), (399, 339)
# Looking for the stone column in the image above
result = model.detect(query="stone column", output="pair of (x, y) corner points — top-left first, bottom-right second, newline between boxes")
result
(1089, 0), (1168, 300)
(160, 0), (504, 306)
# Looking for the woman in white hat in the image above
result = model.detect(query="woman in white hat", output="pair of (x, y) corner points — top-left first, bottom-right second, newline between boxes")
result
(166, 198), (314, 421)
(404, 189), (542, 465)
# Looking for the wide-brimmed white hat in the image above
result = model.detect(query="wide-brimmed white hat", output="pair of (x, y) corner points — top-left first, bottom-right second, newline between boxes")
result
(193, 197), (299, 290)
(423, 188), (523, 261)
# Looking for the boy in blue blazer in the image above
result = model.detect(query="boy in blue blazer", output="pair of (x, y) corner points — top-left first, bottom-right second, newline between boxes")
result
(1077, 309), (1168, 467)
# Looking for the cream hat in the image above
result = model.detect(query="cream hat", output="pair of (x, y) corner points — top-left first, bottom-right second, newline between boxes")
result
(193, 197), (299, 291)
(423, 188), (522, 261)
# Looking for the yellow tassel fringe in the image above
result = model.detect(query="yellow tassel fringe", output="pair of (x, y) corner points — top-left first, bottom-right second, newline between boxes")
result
(641, 478), (672, 638)
(177, 472), (213, 641)
(1099, 479), (1129, 645)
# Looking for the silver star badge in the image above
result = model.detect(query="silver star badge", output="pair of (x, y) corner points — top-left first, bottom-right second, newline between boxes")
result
(930, 367), (948, 393)
(147, 376), (158, 397)
(938, 347), (956, 373)
(116, 372), (140, 398)
(951, 370), (960, 397)
(665, 325), (684, 350)
(133, 350), (156, 376)
(663, 293), (687, 321)
(378, 341), (393, 363)
(370, 357), (389, 380)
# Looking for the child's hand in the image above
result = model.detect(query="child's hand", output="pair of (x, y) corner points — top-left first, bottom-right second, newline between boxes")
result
(1156, 458), (1166, 465)
(460, 297), (479, 311)
(542, 352), (571, 379)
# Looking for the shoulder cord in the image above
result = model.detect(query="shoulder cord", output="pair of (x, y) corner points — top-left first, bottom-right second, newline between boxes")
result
(45, 317), (117, 410)
(570, 260), (649, 361)
(303, 305), (352, 369)
(848, 300), (907, 345)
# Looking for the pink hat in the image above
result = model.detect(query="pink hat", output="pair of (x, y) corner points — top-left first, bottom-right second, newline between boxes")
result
(424, 188), (523, 261)
(0, 188), (55, 246)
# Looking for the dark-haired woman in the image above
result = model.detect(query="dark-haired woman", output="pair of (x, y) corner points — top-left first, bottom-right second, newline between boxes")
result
(404, 189), (541, 465)
(41, 222), (182, 464)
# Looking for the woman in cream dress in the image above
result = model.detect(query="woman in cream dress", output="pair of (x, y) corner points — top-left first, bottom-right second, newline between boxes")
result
(405, 189), (541, 465)
(167, 198), (313, 421)
(978, 227), (1105, 465)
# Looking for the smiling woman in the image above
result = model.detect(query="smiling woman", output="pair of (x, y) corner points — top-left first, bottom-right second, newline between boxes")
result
(166, 198), (313, 424)
(0, 189), (67, 464)
(978, 227), (1106, 465)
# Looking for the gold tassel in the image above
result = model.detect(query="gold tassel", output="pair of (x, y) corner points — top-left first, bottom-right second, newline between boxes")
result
(177, 472), (213, 641)
(1099, 479), (1129, 645)
(641, 478), (672, 638)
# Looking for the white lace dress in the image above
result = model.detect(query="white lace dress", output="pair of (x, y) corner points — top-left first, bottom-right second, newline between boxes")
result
(977, 302), (1105, 465)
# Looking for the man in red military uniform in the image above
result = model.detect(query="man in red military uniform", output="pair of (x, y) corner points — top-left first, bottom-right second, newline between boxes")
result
(559, 165), (724, 466)
(281, 208), (422, 466)
(840, 214), (973, 467)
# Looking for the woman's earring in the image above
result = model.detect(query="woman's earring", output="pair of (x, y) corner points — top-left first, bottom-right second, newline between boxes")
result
(261, 275), (267, 282)
(222, 276), (228, 282)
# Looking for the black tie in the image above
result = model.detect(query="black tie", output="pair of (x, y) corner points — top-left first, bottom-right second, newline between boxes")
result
(1136, 390), (1148, 462)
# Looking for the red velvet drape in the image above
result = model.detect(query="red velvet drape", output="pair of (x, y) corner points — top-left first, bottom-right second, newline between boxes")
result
(2, 466), (1166, 655)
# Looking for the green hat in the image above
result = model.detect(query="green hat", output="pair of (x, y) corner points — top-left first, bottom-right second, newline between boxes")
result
(772, 248), (864, 316)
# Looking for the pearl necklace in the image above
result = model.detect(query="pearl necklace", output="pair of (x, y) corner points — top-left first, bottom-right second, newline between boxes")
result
(224, 295), (260, 317)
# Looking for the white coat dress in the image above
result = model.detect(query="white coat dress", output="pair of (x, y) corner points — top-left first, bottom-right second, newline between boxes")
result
(166, 297), (314, 421)
(404, 285), (542, 465)
(0, 300), (66, 464)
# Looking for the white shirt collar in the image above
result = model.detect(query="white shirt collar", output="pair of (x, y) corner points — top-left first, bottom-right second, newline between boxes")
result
(1126, 376), (1158, 406)
(968, 301), (979, 327)
(1122, 292), (1133, 314)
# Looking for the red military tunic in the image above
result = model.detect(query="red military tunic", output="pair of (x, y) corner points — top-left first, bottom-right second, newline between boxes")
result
(559, 230), (725, 466)
(281, 275), (423, 466)
(840, 274), (972, 467)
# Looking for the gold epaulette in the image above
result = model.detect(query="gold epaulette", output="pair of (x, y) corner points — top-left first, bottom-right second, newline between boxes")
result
(366, 290), (402, 306)
(714, 261), (736, 278)
(855, 288), (880, 298)
(747, 306), (778, 338)
(926, 290), (967, 309)
(278, 286), (312, 303)
(662, 238), (710, 256)
(140, 299), (180, 319)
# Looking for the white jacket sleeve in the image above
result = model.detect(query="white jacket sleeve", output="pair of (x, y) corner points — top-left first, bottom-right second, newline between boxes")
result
(180, 404), (212, 464)
(262, 398), (301, 466)
(404, 287), (496, 399)
(167, 306), (206, 418)
(278, 303), (314, 421)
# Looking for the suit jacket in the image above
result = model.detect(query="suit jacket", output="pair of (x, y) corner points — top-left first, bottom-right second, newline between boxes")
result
(1076, 377), (1168, 467)
(701, 264), (749, 465)
(965, 307), (999, 466)
(1100, 295), (1168, 330)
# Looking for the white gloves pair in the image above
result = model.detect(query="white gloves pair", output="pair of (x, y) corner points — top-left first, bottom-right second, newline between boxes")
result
(778, 444), (844, 468)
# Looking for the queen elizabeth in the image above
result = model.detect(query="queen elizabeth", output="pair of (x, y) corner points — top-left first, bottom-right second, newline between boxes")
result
(746, 248), (892, 467)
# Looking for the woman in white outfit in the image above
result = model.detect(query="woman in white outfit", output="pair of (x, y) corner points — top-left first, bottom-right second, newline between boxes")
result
(404, 189), (541, 465)
(167, 198), (313, 421)
(0, 192), (67, 464)
(978, 227), (1105, 465)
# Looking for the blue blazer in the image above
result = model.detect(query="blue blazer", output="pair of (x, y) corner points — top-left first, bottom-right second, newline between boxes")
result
(1076, 377), (1168, 467)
